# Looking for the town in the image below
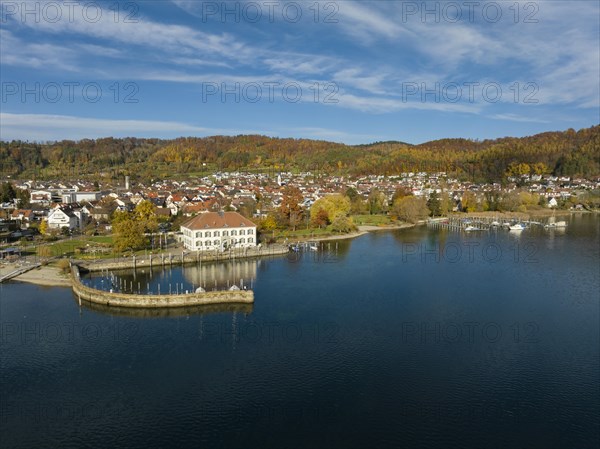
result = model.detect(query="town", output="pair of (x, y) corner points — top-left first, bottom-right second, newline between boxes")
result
(1, 169), (599, 261)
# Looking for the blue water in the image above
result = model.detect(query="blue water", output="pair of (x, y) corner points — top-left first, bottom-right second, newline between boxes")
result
(1, 214), (599, 448)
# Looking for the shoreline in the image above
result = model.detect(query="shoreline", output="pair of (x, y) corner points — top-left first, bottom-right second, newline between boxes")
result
(0, 264), (72, 287)
(1, 223), (420, 287)
(2, 212), (590, 288)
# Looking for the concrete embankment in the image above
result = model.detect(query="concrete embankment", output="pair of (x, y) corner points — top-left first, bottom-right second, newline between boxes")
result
(70, 265), (253, 308)
(78, 244), (289, 272)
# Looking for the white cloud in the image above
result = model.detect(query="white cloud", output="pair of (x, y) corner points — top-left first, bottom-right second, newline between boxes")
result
(0, 112), (376, 144)
(489, 113), (550, 124)
(0, 30), (81, 71)
(0, 113), (237, 141)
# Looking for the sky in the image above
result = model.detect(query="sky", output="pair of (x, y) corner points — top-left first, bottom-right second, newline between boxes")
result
(1, 0), (599, 144)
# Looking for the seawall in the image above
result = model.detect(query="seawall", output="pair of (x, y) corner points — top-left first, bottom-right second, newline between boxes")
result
(78, 244), (289, 272)
(70, 265), (253, 308)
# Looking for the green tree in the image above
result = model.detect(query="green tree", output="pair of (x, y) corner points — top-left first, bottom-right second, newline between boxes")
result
(15, 188), (30, 207)
(0, 182), (16, 203)
(345, 187), (359, 201)
(427, 191), (441, 217)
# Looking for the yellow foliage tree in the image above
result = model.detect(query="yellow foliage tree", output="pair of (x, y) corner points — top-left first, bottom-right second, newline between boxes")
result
(310, 194), (351, 224)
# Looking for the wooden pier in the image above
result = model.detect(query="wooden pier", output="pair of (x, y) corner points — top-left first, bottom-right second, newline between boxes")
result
(427, 216), (547, 232)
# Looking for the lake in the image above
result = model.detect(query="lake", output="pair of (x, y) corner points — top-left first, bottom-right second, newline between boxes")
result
(1, 214), (598, 448)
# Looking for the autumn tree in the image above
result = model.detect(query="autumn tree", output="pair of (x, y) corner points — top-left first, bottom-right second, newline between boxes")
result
(368, 189), (387, 215)
(393, 196), (429, 223)
(310, 194), (351, 226)
(484, 191), (501, 211)
(331, 214), (355, 233)
(461, 191), (479, 212)
(312, 208), (330, 228)
(439, 191), (452, 215)
(392, 186), (412, 203)
(264, 215), (278, 230)
(134, 200), (158, 233)
(39, 219), (48, 235)
(279, 186), (304, 229)
(346, 187), (366, 214)
(112, 210), (147, 252)
(499, 192), (520, 212)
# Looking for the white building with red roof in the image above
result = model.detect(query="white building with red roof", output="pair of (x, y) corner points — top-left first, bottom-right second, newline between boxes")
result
(180, 211), (257, 251)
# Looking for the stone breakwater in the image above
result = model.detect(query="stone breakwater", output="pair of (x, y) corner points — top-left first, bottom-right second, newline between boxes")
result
(70, 265), (253, 308)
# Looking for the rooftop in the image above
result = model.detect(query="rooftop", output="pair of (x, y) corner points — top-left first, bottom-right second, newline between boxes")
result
(181, 211), (256, 230)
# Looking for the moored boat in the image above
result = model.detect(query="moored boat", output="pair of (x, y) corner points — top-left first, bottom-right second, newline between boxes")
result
(509, 223), (526, 231)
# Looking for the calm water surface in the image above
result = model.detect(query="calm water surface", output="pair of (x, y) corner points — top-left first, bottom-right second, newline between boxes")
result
(1, 214), (599, 449)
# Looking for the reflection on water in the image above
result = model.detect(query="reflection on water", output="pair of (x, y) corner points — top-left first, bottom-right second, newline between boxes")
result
(83, 241), (355, 295)
(1, 214), (598, 449)
(83, 259), (260, 294)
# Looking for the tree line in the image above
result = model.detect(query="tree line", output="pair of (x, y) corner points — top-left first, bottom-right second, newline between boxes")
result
(1, 126), (598, 182)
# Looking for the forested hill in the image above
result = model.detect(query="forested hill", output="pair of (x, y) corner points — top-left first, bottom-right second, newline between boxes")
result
(0, 126), (598, 182)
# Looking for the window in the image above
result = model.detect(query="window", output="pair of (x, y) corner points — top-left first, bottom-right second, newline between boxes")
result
(214, 240), (219, 246)
(248, 237), (253, 243)
(231, 230), (237, 236)
(223, 230), (228, 236)
(240, 238), (245, 243)
(214, 231), (220, 237)
(205, 231), (211, 237)
(196, 231), (202, 238)
(239, 229), (245, 235)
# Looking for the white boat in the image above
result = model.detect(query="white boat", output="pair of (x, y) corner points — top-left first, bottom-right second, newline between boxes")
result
(464, 225), (480, 231)
(545, 220), (567, 229)
(491, 221), (500, 227)
(509, 223), (526, 231)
